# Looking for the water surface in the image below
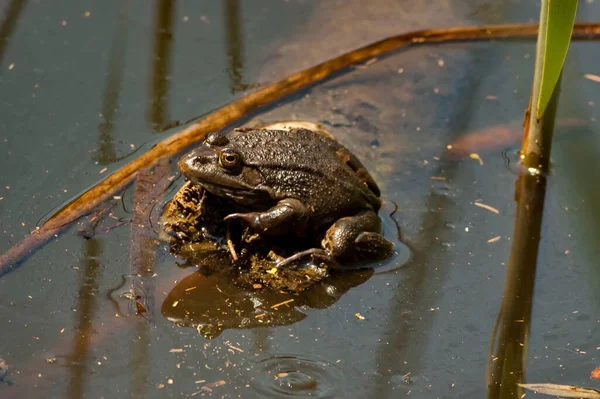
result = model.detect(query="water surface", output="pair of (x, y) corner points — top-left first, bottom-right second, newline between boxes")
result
(1, 1), (600, 398)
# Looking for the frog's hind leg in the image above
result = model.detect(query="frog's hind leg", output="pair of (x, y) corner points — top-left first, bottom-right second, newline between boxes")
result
(276, 210), (395, 270)
(322, 210), (394, 266)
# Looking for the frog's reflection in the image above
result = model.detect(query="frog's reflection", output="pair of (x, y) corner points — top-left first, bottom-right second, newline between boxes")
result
(161, 262), (373, 339)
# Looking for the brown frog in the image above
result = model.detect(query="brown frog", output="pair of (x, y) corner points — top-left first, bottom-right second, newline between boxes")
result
(178, 128), (394, 268)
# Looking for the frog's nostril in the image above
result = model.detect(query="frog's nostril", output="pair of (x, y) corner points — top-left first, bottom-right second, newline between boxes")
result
(179, 153), (198, 172)
(192, 155), (213, 166)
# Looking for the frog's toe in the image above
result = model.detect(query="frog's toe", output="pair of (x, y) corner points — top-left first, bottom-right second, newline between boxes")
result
(276, 248), (336, 270)
(224, 212), (247, 221)
(224, 212), (261, 228)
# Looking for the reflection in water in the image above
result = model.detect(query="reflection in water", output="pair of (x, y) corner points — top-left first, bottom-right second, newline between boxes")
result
(126, 162), (174, 396)
(67, 239), (103, 399)
(551, 61), (600, 307)
(370, 190), (453, 399)
(149, 0), (175, 131)
(125, 161), (173, 321)
(368, 51), (493, 398)
(487, 174), (546, 399)
(95, 6), (130, 165)
(224, 0), (256, 94)
(0, 0), (26, 67)
(128, 323), (151, 399)
(251, 327), (271, 364)
(161, 268), (373, 338)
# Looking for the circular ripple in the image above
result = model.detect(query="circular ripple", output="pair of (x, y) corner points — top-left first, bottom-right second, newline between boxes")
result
(502, 148), (532, 176)
(502, 148), (552, 177)
(249, 354), (344, 398)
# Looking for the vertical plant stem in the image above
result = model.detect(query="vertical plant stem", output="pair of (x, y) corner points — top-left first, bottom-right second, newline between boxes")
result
(488, 1), (565, 396)
(487, 172), (547, 399)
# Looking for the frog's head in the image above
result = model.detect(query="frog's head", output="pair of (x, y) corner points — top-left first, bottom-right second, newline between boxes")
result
(179, 132), (269, 205)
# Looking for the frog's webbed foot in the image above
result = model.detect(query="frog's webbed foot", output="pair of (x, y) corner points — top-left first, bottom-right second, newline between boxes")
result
(354, 231), (394, 257)
(224, 198), (308, 235)
(275, 248), (337, 270)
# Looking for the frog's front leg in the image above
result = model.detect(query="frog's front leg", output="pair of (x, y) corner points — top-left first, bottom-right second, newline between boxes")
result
(322, 210), (394, 266)
(224, 198), (309, 235)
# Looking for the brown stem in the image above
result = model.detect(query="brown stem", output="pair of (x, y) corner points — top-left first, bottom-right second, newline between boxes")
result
(2, 23), (600, 276)
(486, 172), (547, 399)
(487, 41), (563, 399)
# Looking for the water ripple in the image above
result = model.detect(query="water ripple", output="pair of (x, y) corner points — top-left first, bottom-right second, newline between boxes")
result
(248, 354), (345, 398)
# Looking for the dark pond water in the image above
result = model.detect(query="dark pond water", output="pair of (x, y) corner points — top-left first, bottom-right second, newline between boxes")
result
(2, 1), (600, 398)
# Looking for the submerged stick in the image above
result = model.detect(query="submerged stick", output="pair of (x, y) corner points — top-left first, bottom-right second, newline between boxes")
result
(2, 23), (600, 276)
(125, 160), (173, 322)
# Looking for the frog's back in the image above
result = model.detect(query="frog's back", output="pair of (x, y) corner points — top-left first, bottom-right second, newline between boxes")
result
(230, 129), (381, 222)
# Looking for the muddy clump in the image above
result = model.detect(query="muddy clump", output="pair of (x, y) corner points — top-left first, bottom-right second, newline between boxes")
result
(161, 182), (329, 293)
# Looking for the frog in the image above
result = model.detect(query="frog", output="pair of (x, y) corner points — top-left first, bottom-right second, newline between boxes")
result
(178, 128), (394, 269)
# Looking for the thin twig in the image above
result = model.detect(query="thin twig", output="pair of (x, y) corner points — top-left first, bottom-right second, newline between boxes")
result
(226, 220), (239, 261)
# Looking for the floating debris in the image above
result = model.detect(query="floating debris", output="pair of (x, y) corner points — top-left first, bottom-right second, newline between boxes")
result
(469, 153), (484, 165)
(519, 383), (600, 398)
(584, 73), (600, 83)
(474, 202), (500, 214)
(271, 299), (294, 309)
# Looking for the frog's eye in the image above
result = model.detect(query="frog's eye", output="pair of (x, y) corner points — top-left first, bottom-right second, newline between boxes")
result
(218, 149), (241, 170)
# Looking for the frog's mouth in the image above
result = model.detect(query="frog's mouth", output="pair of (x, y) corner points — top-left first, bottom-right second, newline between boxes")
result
(199, 181), (267, 204)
